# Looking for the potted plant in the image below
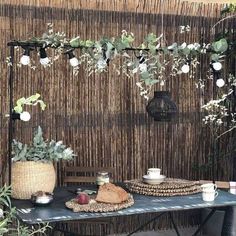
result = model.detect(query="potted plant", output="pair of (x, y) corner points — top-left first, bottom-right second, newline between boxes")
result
(11, 126), (75, 199)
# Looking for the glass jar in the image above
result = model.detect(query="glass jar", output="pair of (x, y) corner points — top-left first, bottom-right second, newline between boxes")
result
(96, 171), (109, 188)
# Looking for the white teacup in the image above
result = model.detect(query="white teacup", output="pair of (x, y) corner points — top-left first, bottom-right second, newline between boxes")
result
(201, 183), (217, 192)
(202, 190), (218, 202)
(147, 168), (161, 178)
(229, 181), (236, 195)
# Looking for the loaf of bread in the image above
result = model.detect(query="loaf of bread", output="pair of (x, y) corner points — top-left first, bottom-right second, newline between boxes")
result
(95, 183), (129, 204)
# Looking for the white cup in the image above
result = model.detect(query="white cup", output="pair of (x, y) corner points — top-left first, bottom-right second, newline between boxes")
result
(201, 183), (217, 192)
(229, 181), (236, 195)
(202, 190), (218, 202)
(147, 168), (161, 178)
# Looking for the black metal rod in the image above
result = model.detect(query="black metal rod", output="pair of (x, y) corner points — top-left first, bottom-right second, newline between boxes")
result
(126, 212), (166, 236)
(7, 40), (213, 53)
(8, 46), (14, 185)
(192, 208), (216, 236)
(168, 212), (181, 236)
(6, 40), (149, 50)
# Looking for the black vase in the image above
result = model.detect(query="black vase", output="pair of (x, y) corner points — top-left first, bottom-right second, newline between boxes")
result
(146, 91), (177, 121)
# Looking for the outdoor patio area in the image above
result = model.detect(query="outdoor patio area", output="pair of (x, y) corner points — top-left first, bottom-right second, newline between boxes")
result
(0, 0), (236, 235)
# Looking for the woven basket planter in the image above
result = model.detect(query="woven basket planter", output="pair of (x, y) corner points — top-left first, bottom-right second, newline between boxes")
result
(11, 161), (56, 199)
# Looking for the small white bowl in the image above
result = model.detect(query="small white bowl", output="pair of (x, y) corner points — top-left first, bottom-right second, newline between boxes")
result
(31, 192), (53, 206)
(143, 175), (166, 185)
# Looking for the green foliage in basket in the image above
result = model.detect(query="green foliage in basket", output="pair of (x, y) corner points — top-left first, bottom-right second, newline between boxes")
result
(0, 185), (50, 235)
(12, 126), (75, 162)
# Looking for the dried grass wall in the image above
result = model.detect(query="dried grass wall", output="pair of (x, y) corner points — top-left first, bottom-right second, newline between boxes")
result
(0, 0), (235, 231)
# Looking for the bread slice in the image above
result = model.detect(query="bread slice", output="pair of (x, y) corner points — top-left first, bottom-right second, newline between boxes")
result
(95, 183), (129, 204)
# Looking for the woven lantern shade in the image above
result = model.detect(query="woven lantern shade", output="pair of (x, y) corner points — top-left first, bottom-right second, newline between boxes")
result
(146, 91), (177, 121)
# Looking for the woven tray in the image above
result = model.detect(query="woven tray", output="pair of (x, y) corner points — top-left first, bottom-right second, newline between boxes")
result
(65, 194), (134, 213)
(125, 178), (201, 196)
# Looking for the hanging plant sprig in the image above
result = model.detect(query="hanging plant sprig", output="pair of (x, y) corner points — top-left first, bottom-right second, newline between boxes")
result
(12, 93), (46, 122)
(210, 38), (228, 70)
(8, 22), (234, 100)
(125, 33), (164, 98)
(33, 23), (68, 63)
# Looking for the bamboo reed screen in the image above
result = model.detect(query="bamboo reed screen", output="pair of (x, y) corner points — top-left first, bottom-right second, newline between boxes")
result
(0, 0), (235, 232)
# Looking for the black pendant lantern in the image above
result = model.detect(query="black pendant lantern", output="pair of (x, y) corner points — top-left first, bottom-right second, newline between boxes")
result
(146, 91), (177, 121)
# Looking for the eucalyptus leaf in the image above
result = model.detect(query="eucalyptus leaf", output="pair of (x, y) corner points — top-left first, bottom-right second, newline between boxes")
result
(148, 44), (157, 54)
(211, 53), (220, 62)
(212, 38), (228, 53)
(182, 47), (191, 55)
(140, 71), (150, 80)
(145, 33), (157, 43)
(70, 37), (80, 47)
(85, 40), (94, 47)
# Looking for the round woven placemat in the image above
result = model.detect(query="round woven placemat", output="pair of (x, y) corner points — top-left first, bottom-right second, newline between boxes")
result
(125, 178), (201, 196)
(65, 194), (134, 213)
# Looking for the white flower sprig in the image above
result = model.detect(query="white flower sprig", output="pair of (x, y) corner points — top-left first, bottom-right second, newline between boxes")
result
(202, 74), (236, 138)
(179, 25), (191, 34)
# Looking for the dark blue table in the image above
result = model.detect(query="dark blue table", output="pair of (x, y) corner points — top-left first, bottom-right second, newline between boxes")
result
(11, 187), (236, 235)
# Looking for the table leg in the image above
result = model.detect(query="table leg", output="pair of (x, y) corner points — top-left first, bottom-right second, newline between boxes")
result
(192, 208), (216, 236)
(221, 206), (236, 236)
(168, 212), (181, 236)
(126, 212), (166, 236)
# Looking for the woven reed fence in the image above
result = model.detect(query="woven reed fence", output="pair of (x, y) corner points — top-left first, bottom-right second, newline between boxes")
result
(0, 0), (235, 233)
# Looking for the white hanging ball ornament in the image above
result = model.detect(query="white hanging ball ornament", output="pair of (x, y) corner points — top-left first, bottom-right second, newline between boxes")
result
(160, 80), (165, 86)
(20, 55), (30, 65)
(181, 64), (190, 73)
(69, 57), (79, 67)
(212, 62), (222, 71)
(40, 57), (50, 65)
(216, 78), (225, 88)
(20, 111), (31, 122)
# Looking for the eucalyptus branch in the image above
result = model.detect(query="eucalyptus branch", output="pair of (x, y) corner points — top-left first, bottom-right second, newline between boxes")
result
(13, 93), (46, 113)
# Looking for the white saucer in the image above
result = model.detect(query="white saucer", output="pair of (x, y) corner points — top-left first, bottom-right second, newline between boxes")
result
(142, 175), (166, 185)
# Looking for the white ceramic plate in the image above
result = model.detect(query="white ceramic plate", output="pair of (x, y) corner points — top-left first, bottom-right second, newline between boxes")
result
(142, 175), (166, 185)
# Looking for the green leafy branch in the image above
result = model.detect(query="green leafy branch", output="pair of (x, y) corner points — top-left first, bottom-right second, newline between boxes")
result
(12, 126), (75, 162)
(13, 93), (46, 113)
(10, 19), (234, 100)
(211, 38), (228, 62)
(0, 185), (51, 235)
(221, 3), (236, 16)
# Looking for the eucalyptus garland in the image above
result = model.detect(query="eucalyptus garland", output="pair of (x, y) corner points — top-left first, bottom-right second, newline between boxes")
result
(6, 3), (236, 137)
(8, 23), (229, 99)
